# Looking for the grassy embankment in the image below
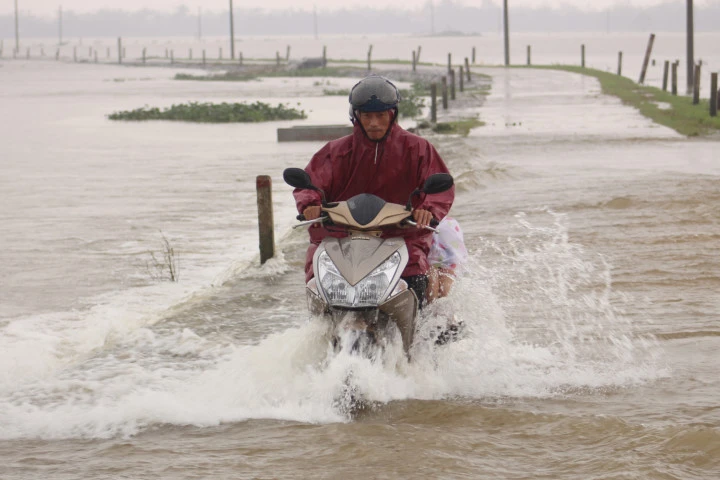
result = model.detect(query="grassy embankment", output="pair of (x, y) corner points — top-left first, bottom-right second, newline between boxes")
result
(528, 65), (720, 137)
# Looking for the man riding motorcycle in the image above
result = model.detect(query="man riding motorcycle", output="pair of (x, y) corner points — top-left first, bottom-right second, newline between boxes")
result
(293, 74), (454, 306)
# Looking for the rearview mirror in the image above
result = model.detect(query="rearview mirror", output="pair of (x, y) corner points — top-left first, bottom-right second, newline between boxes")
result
(422, 173), (454, 194)
(283, 168), (315, 190)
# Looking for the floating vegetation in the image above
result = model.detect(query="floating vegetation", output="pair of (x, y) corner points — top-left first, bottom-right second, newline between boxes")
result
(108, 101), (307, 123)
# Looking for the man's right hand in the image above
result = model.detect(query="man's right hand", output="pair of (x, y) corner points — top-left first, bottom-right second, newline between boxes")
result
(303, 206), (322, 220)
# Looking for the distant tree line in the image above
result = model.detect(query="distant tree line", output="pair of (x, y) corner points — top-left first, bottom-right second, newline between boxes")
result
(1, 2), (719, 39)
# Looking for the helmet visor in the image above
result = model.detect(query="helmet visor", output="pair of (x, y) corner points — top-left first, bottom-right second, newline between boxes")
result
(349, 77), (400, 110)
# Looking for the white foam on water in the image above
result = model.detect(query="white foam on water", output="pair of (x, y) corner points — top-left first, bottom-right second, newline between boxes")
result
(0, 211), (666, 440)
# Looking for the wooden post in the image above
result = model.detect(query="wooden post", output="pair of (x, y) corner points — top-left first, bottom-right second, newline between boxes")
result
(412, 51), (416, 72)
(450, 69), (456, 101)
(472, 46), (476, 64)
(687, 0), (695, 94)
(430, 83), (437, 123)
(617, 51), (623, 75)
(692, 63), (701, 105)
(638, 33), (655, 84)
(447, 53), (452, 73)
(464, 57), (471, 82)
(322, 46), (326, 67)
(256, 176), (275, 265)
(142, 47), (146, 64)
(581, 44), (585, 68)
(671, 62), (678, 95)
(710, 72), (718, 117)
(527, 45), (531, 66)
(416, 45), (422, 63)
(662, 60), (669, 91)
(117, 37), (122, 64)
(367, 45), (372, 71)
(276, 51), (280, 66)
(441, 76), (448, 110)
(459, 66), (464, 92)
(286, 45), (290, 61)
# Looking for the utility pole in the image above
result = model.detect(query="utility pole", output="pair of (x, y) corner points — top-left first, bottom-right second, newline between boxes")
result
(686, 0), (695, 94)
(313, 5), (318, 40)
(229, 0), (235, 60)
(430, 1), (435, 35)
(14, 0), (20, 54)
(503, 0), (510, 66)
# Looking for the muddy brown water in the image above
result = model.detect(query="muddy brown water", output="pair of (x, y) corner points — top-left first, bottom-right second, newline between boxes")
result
(1, 56), (718, 479)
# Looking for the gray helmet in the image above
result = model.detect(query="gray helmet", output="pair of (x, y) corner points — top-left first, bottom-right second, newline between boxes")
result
(349, 75), (401, 112)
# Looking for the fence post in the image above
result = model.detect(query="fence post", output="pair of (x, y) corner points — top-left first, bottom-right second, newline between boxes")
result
(472, 46), (476, 64)
(117, 37), (122, 64)
(527, 45), (531, 66)
(416, 45), (422, 63)
(581, 44), (585, 68)
(459, 66), (464, 92)
(638, 33), (655, 84)
(367, 44), (373, 71)
(412, 50), (416, 72)
(276, 51), (280, 66)
(256, 176), (275, 265)
(450, 69), (456, 101)
(662, 60), (669, 91)
(692, 63), (701, 105)
(430, 83), (437, 123)
(286, 45), (290, 61)
(441, 76), (448, 110)
(710, 73), (718, 117)
(671, 62), (678, 95)
(447, 53), (452, 73)
(322, 45), (326, 68)
(464, 57), (471, 82)
(617, 51), (623, 75)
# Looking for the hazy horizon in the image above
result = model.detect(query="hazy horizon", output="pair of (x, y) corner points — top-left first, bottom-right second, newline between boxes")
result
(2, 0), (720, 17)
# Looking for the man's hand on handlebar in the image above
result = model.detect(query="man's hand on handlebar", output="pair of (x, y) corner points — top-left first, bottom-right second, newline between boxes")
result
(412, 209), (433, 228)
(303, 205), (322, 220)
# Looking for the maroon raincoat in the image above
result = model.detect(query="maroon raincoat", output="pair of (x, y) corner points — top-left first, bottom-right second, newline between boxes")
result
(293, 120), (454, 283)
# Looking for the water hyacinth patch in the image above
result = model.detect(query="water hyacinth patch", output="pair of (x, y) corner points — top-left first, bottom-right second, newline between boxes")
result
(108, 101), (307, 123)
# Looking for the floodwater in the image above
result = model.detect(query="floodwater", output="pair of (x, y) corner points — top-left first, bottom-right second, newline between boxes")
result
(1, 34), (719, 479)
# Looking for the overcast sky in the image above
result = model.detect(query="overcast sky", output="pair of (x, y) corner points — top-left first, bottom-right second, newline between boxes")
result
(3, 0), (717, 16)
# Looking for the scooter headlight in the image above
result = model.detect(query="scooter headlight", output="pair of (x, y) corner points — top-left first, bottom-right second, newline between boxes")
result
(318, 251), (402, 307)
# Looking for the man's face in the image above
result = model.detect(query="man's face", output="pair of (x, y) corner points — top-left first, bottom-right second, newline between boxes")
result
(357, 110), (392, 140)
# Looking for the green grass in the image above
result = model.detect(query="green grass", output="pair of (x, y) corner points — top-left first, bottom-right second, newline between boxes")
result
(108, 101), (306, 123)
(526, 65), (720, 137)
(431, 117), (485, 136)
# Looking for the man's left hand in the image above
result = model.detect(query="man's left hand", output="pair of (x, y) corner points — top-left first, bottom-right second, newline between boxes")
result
(412, 209), (433, 228)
